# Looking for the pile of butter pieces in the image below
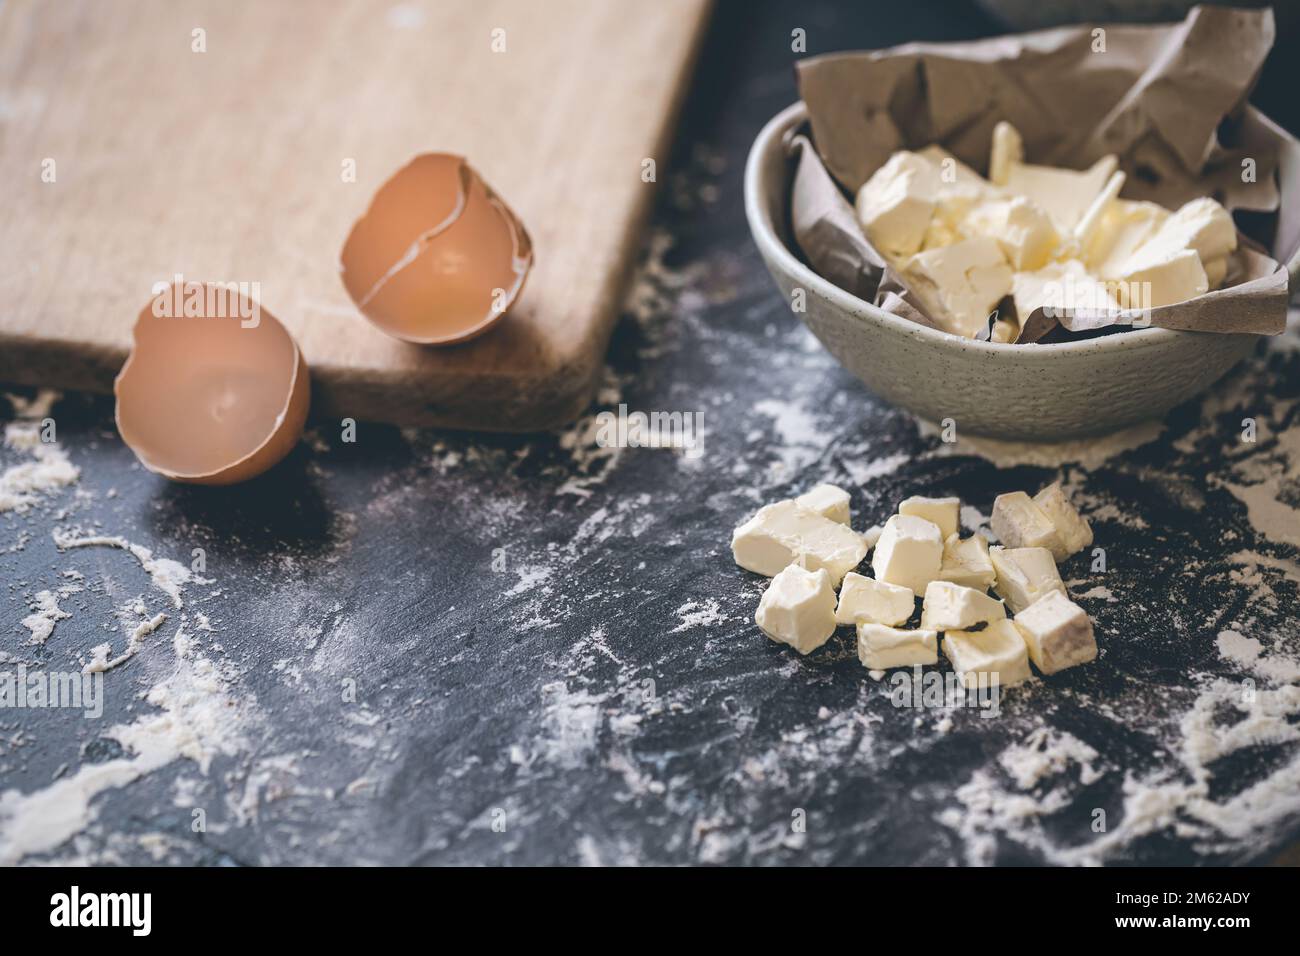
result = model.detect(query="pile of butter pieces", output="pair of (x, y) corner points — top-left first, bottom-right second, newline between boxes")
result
(855, 120), (1238, 339)
(731, 482), (1099, 688)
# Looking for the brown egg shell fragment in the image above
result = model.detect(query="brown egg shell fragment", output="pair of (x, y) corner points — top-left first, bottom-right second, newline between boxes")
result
(339, 153), (533, 346)
(114, 283), (310, 485)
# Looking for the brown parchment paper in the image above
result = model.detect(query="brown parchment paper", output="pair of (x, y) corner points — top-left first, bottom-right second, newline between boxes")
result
(789, 4), (1296, 340)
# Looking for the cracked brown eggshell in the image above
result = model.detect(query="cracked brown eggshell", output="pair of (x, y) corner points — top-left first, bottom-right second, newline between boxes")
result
(114, 282), (310, 485)
(339, 153), (533, 345)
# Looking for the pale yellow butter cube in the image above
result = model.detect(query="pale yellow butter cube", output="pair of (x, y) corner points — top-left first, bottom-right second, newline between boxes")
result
(898, 495), (960, 540)
(732, 500), (868, 584)
(989, 545), (1065, 613)
(795, 483), (851, 525)
(855, 151), (938, 260)
(1004, 155), (1118, 235)
(988, 121), (1023, 187)
(902, 237), (1012, 339)
(1014, 590), (1097, 675)
(920, 580), (1006, 632)
(857, 623), (938, 670)
(1113, 247), (1207, 310)
(964, 196), (1059, 271)
(942, 619), (1032, 689)
(1152, 197), (1237, 265)
(990, 491), (1065, 560)
(939, 533), (996, 590)
(1011, 259), (1120, 321)
(835, 572), (915, 626)
(755, 565), (837, 655)
(1086, 200), (1170, 277)
(1032, 482), (1093, 558)
(871, 514), (944, 593)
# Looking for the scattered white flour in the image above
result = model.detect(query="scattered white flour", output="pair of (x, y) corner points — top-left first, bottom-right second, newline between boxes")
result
(944, 679), (1300, 865)
(0, 422), (79, 513)
(504, 565), (552, 598)
(1216, 417), (1300, 549)
(537, 681), (603, 770)
(919, 418), (1164, 469)
(21, 589), (72, 644)
(670, 599), (727, 633)
(1074, 585), (1117, 602)
(842, 451), (910, 485)
(51, 532), (199, 608)
(1216, 629), (1300, 684)
(998, 727), (1103, 791)
(0, 645), (250, 864)
(556, 413), (624, 499)
(4, 390), (60, 420)
(83, 612), (167, 674)
(754, 398), (829, 478)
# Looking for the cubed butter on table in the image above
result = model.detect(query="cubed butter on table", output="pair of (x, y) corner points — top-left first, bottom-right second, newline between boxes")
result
(990, 491), (1066, 560)
(755, 565), (837, 655)
(1014, 590), (1098, 675)
(732, 499), (868, 584)
(942, 619), (1032, 688)
(872, 514), (944, 593)
(857, 623), (937, 670)
(920, 580), (1006, 631)
(835, 572), (915, 626)
(898, 495), (960, 541)
(939, 533), (996, 590)
(989, 546), (1065, 613)
(1032, 482), (1093, 558)
(795, 483), (851, 525)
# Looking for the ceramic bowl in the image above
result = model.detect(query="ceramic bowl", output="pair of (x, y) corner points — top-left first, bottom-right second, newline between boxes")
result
(744, 101), (1289, 440)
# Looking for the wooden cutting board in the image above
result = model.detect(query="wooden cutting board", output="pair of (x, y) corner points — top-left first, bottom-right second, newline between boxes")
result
(0, 0), (711, 430)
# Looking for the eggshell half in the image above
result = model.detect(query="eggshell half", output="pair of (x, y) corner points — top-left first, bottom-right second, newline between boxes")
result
(339, 153), (533, 345)
(114, 282), (310, 485)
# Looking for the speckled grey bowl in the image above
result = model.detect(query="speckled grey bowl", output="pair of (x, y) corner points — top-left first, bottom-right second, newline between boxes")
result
(744, 102), (1274, 440)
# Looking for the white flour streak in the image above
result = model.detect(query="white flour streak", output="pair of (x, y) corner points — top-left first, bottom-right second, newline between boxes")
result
(83, 612), (167, 674)
(1216, 419), (1300, 549)
(505, 565), (552, 597)
(52, 532), (199, 608)
(1216, 629), (1300, 684)
(0, 646), (250, 865)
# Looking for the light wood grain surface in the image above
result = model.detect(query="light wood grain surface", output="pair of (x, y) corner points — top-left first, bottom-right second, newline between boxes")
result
(0, 0), (711, 429)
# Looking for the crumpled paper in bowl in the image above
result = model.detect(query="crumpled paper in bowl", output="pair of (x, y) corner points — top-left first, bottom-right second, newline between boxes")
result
(788, 4), (1298, 342)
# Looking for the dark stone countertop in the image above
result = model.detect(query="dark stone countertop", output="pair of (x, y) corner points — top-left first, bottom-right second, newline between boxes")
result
(2, 0), (1299, 866)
